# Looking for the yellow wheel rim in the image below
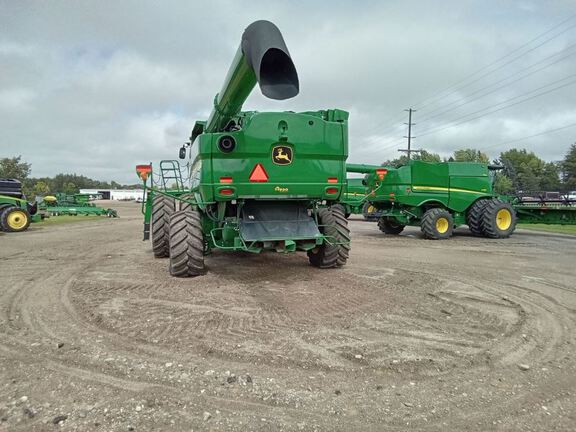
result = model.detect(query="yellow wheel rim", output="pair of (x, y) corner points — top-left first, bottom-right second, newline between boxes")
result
(496, 209), (512, 230)
(436, 217), (449, 234)
(7, 210), (28, 230)
(367, 205), (375, 213)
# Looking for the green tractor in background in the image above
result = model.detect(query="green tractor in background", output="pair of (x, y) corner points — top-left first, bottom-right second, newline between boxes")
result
(138, 21), (350, 276)
(0, 178), (41, 233)
(348, 161), (517, 239)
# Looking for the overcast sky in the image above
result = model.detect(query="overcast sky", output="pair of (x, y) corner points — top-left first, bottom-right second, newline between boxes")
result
(1, 0), (575, 183)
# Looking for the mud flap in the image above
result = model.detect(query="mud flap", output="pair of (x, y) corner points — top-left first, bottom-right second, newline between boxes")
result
(239, 201), (321, 242)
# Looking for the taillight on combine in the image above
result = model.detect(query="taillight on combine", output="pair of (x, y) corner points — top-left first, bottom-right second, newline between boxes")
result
(220, 189), (234, 196)
(327, 177), (338, 183)
(220, 177), (233, 183)
(326, 188), (338, 195)
(249, 164), (269, 182)
(376, 169), (388, 180)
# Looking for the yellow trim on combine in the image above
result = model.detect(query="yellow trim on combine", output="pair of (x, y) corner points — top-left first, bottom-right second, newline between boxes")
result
(412, 185), (486, 195)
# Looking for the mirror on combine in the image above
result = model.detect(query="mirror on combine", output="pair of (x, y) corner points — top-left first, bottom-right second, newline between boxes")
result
(179, 146), (187, 159)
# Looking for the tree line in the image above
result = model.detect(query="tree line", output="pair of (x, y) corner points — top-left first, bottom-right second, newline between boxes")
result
(382, 144), (576, 194)
(2, 145), (576, 198)
(0, 156), (141, 198)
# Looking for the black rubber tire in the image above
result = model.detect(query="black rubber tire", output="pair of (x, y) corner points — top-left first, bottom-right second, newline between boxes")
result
(377, 217), (405, 235)
(179, 193), (195, 212)
(421, 208), (454, 240)
(168, 210), (205, 277)
(151, 194), (175, 258)
(481, 199), (516, 239)
(0, 206), (31, 233)
(308, 205), (351, 268)
(362, 202), (379, 221)
(466, 199), (490, 236)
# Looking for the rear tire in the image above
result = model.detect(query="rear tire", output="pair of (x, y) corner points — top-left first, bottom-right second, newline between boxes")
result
(151, 194), (175, 258)
(179, 193), (195, 212)
(421, 208), (453, 240)
(169, 210), (205, 277)
(308, 205), (350, 268)
(481, 199), (516, 238)
(0, 206), (31, 232)
(466, 199), (489, 236)
(378, 217), (405, 235)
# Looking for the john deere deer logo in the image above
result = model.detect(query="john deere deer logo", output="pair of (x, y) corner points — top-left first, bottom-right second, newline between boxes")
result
(272, 145), (293, 165)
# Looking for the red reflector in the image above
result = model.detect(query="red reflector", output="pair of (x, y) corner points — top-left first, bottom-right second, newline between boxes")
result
(220, 177), (233, 183)
(389, 192), (395, 196)
(376, 169), (388, 180)
(220, 189), (234, 196)
(327, 177), (338, 183)
(136, 164), (152, 181)
(326, 188), (338, 194)
(249, 164), (269, 182)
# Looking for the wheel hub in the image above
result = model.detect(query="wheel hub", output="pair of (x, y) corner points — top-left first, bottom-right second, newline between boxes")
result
(496, 209), (512, 230)
(7, 211), (27, 229)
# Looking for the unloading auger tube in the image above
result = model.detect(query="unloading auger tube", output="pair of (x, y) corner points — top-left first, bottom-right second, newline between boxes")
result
(202, 20), (299, 135)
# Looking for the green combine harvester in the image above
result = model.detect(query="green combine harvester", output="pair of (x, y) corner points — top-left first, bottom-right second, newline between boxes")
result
(348, 161), (575, 239)
(0, 178), (41, 233)
(138, 20), (350, 277)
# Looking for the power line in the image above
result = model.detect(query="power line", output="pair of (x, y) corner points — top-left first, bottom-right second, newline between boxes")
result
(479, 121), (576, 151)
(357, 14), (576, 144)
(413, 14), (576, 111)
(416, 43), (576, 126)
(415, 77), (576, 138)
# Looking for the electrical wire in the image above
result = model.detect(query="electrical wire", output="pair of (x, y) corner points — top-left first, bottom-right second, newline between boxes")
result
(415, 77), (576, 137)
(413, 15), (576, 111)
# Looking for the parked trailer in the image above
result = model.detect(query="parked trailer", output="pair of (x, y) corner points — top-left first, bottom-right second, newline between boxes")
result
(138, 21), (350, 277)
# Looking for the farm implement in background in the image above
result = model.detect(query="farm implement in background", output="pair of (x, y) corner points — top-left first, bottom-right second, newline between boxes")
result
(41, 193), (118, 218)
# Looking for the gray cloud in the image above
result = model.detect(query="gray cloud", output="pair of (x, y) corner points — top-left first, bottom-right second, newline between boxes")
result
(1, 0), (575, 183)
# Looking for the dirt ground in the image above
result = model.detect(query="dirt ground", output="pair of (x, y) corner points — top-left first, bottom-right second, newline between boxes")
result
(1, 200), (575, 431)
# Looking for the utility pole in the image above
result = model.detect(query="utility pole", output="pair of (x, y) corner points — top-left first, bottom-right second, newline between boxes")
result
(398, 108), (421, 160)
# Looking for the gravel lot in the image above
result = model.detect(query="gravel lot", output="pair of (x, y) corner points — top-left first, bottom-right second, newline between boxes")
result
(1, 201), (575, 431)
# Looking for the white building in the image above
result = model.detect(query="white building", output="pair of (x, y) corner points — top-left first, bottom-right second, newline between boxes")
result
(79, 189), (145, 201)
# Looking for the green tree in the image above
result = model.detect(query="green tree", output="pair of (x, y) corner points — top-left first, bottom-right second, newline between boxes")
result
(493, 173), (514, 194)
(561, 143), (576, 190)
(496, 149), (559, 192)
(0, 156), (31, 180)
(63, 182), (78, 195)
(453, 148), (489, 163)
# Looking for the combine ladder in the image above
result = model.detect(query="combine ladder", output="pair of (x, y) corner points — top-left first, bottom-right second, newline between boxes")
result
(158, 160), (185, 191)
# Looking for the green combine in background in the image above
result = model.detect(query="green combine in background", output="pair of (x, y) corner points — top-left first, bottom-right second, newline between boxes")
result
(348, 161), (517, 239)
(350, 160), (576, 239)
(138, 21), (350, 277)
